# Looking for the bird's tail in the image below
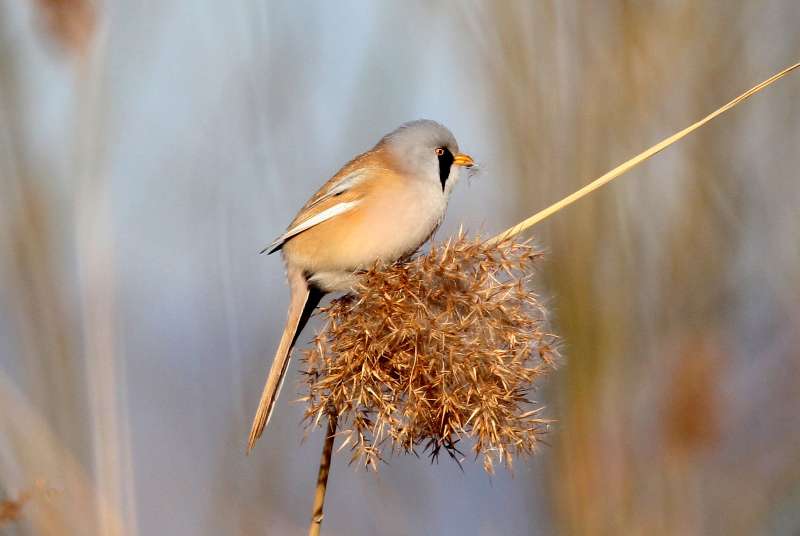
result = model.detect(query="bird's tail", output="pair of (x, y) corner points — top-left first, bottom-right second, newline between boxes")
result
(247, 266), (322, 453)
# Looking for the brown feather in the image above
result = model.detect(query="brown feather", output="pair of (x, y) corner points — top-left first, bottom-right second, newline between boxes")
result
(247, 266), (322, 452)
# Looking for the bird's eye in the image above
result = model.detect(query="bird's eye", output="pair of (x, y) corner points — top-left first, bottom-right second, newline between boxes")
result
(435, 147), (445, 156)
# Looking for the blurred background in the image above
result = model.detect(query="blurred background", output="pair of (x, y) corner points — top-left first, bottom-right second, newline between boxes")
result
(1, 1), (799, 535)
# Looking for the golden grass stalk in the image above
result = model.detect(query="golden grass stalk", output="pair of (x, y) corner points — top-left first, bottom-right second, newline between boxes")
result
(487, 61), (800, 245)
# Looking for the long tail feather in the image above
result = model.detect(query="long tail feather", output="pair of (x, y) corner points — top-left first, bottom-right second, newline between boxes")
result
(247, 267), (323, 452)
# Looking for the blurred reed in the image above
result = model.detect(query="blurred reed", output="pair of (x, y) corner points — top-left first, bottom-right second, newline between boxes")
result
(33, 0), (96, 58)
(1, 3), (135, 535)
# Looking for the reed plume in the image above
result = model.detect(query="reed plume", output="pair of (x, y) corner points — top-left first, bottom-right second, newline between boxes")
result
(301, 233), (557, 473)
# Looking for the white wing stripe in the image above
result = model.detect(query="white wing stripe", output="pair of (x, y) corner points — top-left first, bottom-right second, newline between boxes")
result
(305, 170), (367, 210)
(261, 200), (361, 254)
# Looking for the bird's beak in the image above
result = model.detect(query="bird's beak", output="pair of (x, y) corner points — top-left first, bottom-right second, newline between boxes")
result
(453, 153), (475, 168)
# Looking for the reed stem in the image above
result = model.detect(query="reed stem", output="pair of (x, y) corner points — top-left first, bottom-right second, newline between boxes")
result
(308, 413), (338, 536)
(488, 61), (800, 245)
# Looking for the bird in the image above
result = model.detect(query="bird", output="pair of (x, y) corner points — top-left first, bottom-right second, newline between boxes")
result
(247, 119), (474, 452)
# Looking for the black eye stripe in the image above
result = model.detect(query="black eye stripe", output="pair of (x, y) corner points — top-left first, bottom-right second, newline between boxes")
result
(437, 147), (454, 191)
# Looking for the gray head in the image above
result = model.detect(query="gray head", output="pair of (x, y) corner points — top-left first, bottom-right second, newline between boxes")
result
(378, 119), (474, 193)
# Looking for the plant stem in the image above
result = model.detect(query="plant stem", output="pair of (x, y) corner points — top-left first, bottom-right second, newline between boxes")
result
(308, 413), (337, 536)
(487, 61), (800, 246)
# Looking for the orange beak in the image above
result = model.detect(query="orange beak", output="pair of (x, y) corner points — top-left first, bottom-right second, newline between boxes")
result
(453, 153), (475, 168)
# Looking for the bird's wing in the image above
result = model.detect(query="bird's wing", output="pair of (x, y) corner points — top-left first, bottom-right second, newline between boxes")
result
(261, 199), (362, 254)
(301, 169), (368, 212)
(260, 166), (374, 255)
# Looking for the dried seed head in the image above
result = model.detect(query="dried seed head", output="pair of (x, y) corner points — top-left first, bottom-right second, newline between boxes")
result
(301, 233), (557, 473)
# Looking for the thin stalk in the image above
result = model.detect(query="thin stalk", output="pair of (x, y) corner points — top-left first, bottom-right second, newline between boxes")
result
(488, 61), (800, 245)
(308, 413), (338, 536)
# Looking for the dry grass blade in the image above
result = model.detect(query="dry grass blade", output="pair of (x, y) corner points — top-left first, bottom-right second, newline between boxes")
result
(302, 234), (557, 472)
(487, 61), (800, 245)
